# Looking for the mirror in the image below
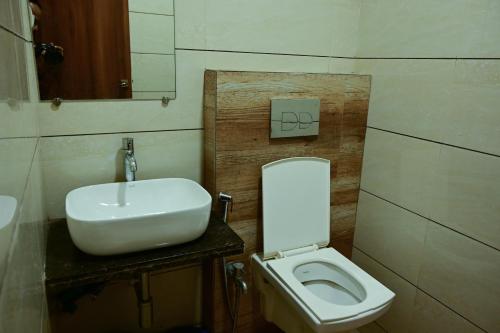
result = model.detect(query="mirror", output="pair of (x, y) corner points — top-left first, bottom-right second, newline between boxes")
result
(29, 0), (176, 101)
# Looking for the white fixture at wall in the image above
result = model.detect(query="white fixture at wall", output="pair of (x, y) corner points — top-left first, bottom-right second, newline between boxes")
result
(65, 178), (211, 255)
(252, 157), (394, 333)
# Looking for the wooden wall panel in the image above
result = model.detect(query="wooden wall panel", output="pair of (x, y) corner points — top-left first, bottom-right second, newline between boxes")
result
(203, 70), (371, 333)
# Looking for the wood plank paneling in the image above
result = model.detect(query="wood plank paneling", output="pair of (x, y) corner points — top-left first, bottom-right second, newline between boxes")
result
(203, 70), (371, 333)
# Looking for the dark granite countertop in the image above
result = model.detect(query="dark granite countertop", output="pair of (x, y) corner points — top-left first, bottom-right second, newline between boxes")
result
(45, 216), (244, 291)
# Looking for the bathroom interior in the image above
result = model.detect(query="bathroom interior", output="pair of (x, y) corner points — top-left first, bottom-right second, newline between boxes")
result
(1, 0), (499, 332)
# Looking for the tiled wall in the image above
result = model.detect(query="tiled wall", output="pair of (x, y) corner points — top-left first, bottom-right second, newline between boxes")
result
(353, 1), (500, 332)
(0, 0), (49, 332)
(10, 0), (497, 332)
(38, 1), (361, 332)
(38, 0), (361, 217)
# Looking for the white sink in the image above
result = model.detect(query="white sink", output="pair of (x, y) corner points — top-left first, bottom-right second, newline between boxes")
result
(66, 178), (212, 256)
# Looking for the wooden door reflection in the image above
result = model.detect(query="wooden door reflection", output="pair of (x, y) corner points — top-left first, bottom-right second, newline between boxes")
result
(35, 0), (132, 100)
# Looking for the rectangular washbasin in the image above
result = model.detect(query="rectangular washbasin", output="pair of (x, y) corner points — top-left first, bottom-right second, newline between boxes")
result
(66, 178), (212, 255)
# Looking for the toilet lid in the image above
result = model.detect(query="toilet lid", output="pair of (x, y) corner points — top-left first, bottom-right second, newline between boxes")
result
(262, 157), (330, 259)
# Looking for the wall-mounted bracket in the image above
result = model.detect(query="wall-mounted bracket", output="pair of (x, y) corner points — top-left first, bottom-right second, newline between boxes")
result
(161, 96), (171, 106)
(52, 97), (63, 108)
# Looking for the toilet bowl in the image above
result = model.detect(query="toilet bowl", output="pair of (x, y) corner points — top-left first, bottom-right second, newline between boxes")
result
(252, 157), (394, 333)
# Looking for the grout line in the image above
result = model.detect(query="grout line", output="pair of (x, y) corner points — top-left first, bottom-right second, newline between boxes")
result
(367, 126), (500, 158)
(40, 128), (203, 138)
(0, 135), (38, 140)
(176, 48), (332, 58)
(353, 246), (489, 333)
(0, 24), (31, 42)
(133, 91), (176, 93)
(353, 247), (419, 289)
(176, 48), (500, 61)
(131, 51), (175, 56)
(352, 56), (500, 60)
(360, 189), (500, 252)
(129, 11), (174, 17)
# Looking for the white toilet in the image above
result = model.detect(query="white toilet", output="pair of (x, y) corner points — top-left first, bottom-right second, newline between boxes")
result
(252, 157), (395, 333)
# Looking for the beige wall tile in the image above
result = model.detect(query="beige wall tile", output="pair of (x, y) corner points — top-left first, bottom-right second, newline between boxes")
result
(357, 59), (500, 156)
(352, 249), (415, 332)
(174, 0), (206, 49)
(20, 143), (46, 259)
(18, 0), (32, 42)
(0, 5), (34, 101)
(0, 0), (23, 37)
(129, 0), (174, 15)
(24, 40), (39, 103)
(41, 130), (203, 218)
(358, 0), (500, 58)
(10, 0), (23, 37)
(38, 50), (345, 137)
(328, 0), (361, 57)
(205, 51), (331, 73)
(131, 53), (176, 92)
(360, 128), (439, 217)
(418, 223), (500, 332)
(0, 137), (37, 202)
(357, 59), (450, 143)
(0, 1), (13, 32)
(410, 291), (483, 333)
(354, 191), (427, 284)
(0, 29), (21, 101)
(38, 50), (206, 136)
(440, 60), (500, 155)
(0, 31), (36, 143)
(0, 30), (28, 103)
(11, 141), (43, 275)
(0, 101), (38, 139)
(0, 219), (46, 333)
(329, 58), (357, 74)
(205, 0), (359, 57)
(0, 141), (47, 333)
(430, 146), (500, 249)
(14, 34), (28, 101)
(0, 3), (46, 331)
(129, 13), (175, 54)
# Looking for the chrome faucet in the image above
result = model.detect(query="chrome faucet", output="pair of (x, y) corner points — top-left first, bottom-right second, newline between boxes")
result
(122, 138), (137, 182)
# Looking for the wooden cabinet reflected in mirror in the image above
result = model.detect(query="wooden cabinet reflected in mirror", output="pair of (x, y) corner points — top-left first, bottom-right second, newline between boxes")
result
(29, 0), (176, 101)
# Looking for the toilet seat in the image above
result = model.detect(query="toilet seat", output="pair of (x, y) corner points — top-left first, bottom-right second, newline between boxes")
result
(256, 157), (394, 332)
(266, 247), (394, 323)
